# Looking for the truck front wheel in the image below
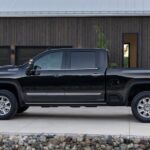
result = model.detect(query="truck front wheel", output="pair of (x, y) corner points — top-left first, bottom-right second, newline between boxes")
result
(131, 91), (150, 123)
(0, 90), (18, 120)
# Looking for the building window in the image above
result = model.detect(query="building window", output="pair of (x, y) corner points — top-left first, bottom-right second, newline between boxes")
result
(122, 33), (138, 68)
(123, 43), (130, 68)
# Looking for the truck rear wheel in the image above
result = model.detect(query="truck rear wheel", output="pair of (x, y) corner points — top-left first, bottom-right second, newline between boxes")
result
(17, 106), (29, 113)
(131, 91), (150, 123)
(0, 90), (18, 120)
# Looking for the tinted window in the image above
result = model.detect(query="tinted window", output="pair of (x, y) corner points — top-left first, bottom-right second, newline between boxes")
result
(34, 52), (63, 70)
(70, 51), (96, 69)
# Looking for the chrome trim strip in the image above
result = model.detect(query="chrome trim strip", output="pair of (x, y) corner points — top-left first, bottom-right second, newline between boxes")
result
(26, 92), (102, 96)
(65, 68), (98, 70)
(66, 93), (101, 96)
(35, 68), (98, 71)
(26, 93), (64, 96)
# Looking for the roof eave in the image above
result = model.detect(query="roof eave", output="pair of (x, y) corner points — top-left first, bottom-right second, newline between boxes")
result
(0, 11), (150, 17)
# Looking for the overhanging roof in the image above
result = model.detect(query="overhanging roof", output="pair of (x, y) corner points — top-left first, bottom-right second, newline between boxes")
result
(0, 0), (150, 17)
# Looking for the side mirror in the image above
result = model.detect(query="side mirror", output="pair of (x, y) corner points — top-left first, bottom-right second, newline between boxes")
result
(33, 65), (41, 71)
(25, 59), (34, 75)
(26, 59), (41, 75)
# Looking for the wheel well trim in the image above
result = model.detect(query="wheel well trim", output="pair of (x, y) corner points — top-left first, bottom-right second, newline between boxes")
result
(125, 80), (150, 105)
(0, 81), (25, 106)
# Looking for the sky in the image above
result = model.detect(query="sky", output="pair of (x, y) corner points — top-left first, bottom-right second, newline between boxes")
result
(0, 0), (147, 12)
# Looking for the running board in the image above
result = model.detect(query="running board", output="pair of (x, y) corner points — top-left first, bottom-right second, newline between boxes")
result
(25, 102), (107, 106)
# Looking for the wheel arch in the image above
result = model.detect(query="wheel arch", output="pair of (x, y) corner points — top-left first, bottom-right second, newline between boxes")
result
(126, 81), (150, 106)
(0, 81), (25, 107)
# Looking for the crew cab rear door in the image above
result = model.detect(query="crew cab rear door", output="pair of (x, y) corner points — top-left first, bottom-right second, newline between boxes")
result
(64, 49), (106, 104)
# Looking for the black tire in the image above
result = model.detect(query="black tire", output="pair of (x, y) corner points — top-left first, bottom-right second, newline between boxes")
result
(131, 91), (150, 123)
(0, 90), (18, 120)
(17, 106), (29, 113)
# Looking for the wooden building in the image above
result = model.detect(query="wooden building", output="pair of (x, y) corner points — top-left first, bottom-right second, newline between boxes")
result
(0, 0), (150, 68)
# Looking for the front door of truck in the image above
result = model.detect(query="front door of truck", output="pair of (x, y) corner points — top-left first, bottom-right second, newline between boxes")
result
(19, 50), (66, 104)
(64, 50), (105, 104)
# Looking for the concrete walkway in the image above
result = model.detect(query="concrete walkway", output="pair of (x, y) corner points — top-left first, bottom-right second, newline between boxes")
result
(0, 107), (149, 136)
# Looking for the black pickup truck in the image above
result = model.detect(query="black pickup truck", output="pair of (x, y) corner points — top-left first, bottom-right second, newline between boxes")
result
(0, 48), (150, 122)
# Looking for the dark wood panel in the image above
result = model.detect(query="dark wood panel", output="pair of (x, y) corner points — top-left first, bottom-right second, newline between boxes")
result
(0, 48), (10, 65)
(0, 17), (149, 67)
(16, 46), (72, 65)
(16, 47), (47, 65)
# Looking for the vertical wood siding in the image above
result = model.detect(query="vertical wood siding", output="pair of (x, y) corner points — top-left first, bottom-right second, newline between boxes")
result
(0, 17), (149, 67)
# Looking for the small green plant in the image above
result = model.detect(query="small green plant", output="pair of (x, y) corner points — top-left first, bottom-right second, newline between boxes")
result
(95, 26), (118, 68)
(96, 26), (107, 49)
(109, 63), (118, 68)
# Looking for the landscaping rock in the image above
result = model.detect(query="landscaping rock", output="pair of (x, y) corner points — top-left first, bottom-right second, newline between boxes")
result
(120, 143), (127, 150)
(0, 134), (148, 150)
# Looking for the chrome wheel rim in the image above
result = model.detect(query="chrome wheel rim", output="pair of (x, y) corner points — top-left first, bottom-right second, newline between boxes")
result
(0, 96), (11, 116)
(137, 97), (150, 118)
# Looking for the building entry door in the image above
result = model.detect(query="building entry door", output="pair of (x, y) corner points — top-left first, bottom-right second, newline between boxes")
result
(122, 33), (138, 68)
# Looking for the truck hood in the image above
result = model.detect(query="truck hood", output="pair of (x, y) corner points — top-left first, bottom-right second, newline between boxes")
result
(0, 65), (23, 78)
(0, 65), (19, 71)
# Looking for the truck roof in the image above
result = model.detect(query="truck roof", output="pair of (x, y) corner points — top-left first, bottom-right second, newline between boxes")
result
(49, 48), (107, 52)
